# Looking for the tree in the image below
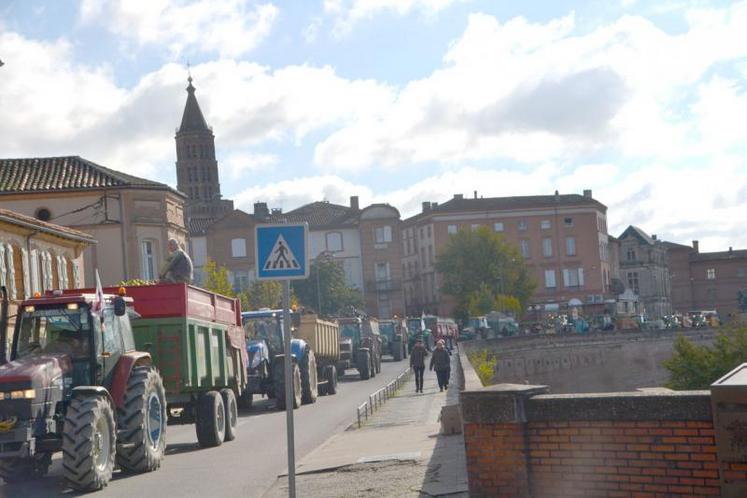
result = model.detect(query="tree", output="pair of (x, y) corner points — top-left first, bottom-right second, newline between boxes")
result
(292, 256), (363, 317)
(664, 326), (747, 389)
(239, 280), (283, 310)
(203, 258), (234, 297)
(435, 226), (536, 322)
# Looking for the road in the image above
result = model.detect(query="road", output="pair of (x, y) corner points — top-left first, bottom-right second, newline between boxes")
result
(1, 358), (410, 498)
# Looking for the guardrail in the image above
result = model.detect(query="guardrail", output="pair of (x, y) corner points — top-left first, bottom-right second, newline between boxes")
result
(355, 367), (411, 428)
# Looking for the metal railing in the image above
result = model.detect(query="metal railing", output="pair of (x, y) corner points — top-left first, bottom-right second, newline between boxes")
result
(355, 367), (411, 428)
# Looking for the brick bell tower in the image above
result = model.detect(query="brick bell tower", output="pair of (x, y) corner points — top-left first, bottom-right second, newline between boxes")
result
(175, 74), (233, 234)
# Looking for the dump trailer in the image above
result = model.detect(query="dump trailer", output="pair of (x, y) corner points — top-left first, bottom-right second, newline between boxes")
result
(0, 287), (167, 491)
(73, 283), (247, 449)
(241, 310), (338, 411)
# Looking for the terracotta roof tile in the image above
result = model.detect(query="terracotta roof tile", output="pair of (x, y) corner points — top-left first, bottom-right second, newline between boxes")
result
(0, 208), (95, 243)
(268, 201), (359, 228)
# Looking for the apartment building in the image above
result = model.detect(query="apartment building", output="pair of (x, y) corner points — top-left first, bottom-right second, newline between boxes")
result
(666, 240), (747, 318)
(402, 190), (611, 317)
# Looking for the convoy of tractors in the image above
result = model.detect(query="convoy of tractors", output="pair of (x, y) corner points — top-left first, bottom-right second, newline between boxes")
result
(0, 281), (448, 492)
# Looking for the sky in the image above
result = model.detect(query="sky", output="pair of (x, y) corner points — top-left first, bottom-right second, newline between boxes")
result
(1, 0), (746, 251)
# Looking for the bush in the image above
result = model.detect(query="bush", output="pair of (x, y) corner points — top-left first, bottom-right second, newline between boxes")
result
(468, 349), (497, 386)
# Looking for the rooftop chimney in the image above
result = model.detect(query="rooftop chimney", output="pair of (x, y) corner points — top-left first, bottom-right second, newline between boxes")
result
(729, 246), (733, 254)
(473, 190), (478, 199)
(422, 202), (431, 213)
(583, 189), (592, 198)
(350, 195), (359, 210)
(692, 240), (699, 253)
(271, 207), (282, 215)
(454, 194), (464, 200)
(431, 202), (438, 208)
(652, 234), (657, 240)
(253, 202), (269, 218)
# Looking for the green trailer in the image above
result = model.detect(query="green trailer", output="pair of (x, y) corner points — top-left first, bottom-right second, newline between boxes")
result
(114, 283), (247, 448)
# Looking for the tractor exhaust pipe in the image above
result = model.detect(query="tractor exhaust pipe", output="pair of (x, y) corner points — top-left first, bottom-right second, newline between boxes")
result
(0, 286), (8, 365)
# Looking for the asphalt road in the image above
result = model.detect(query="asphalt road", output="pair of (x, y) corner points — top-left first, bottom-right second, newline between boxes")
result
(0, 357), (410, 498)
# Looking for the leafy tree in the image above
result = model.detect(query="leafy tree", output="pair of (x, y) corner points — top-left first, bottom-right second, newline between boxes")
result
(239, 280), (283, 310)
(435, 227), (536, 322)
(664, 326), (747, 389)
(292, 256), (363, 317)
(467, 284), (496, 316)
(468, 349), (497, 386)
(203, 258), (234, 297)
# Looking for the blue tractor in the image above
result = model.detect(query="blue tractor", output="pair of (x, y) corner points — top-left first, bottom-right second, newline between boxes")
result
(241, 309), (309, 411)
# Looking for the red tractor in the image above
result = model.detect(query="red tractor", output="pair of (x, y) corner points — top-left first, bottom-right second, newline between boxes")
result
(0, 286), (166, 491)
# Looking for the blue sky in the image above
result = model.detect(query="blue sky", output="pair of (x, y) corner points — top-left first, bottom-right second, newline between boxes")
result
(1, 0), (746, 250)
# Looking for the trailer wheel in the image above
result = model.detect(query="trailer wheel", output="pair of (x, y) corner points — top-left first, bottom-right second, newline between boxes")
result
(220, 389), (238, 442)
(326, 365), (338, 395)
(62, 395), (116, 492)
(392, 340), (403, 361)
(301, 350), (319, 405)
(358, 350), (371, 380)
(238, 391), (253, 409)
(116, 366), (167, 474)
(0, 454), (52, 483)
(274, 360), (302, 410)
(195, 391), (225, 448)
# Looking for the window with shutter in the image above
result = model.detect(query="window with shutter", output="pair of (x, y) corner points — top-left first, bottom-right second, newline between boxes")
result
(6, 245), (16, 299)
(72, 261), (80, 288)
(60, 256), (68, 288)
(0, 244), (6, 289)
(21, 248), (31, 298)
(29, 249), (40, 294)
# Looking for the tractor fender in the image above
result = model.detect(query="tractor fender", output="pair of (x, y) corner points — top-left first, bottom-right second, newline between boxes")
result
(72, 385), (113, 405)
(109, 352), (152, 410)
(290, 339), (307, 361)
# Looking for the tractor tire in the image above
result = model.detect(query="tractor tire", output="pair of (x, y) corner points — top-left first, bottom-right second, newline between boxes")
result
(220, 389), (238, 442)
(274, 360), (302, 410)
(238, 391), (253, 409)
(62, 395), (116, 492)
(116, 366), (167, 474)
(392, 340), (403, 361)
(195, 391), (225, 448)
(0, 454), (51, 483)
(300, 350), (319, 405)
(325, 365), (338, 395)
(358, 350), (371, 380)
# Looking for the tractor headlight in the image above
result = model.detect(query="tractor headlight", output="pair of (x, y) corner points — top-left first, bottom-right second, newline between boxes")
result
(8, 389), (35, 400)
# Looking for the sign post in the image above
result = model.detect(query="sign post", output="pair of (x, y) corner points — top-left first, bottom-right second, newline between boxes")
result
(255, 223), (309, 498)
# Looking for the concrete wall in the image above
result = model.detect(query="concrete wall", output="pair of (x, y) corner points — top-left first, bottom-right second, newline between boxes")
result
(462, 330), (718, 393)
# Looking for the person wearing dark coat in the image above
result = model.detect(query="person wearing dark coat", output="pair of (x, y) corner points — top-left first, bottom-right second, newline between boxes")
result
(430, 340), (451, 391)
(410, 339), (428, 393)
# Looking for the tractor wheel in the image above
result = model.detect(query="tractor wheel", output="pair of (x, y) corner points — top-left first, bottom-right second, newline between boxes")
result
(0, 454), (51, 483)
(116, 366), (167, 474)
(220, 389), (238, 442)
(195, 391), (225, 448)
(392, 340), (403, 361)
(325, 365), (338, 395)
(62, 395), (116, 492)
(274, 360), (302, 410)
(358, 350), (371, 380)
(300, 350), (319, 405)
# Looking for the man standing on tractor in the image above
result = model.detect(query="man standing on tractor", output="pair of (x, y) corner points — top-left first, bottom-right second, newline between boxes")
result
(160, 238), (193, 284)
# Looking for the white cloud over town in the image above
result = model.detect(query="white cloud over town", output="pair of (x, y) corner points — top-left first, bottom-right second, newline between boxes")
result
(1, 2), (746, 251)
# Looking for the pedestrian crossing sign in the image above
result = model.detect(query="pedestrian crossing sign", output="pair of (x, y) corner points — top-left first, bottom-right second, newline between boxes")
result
(255, 223), (309, 280)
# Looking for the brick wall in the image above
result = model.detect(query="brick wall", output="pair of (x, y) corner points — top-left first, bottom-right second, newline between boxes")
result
(528, 420), (719, 497)
(460, 378), (721, 498)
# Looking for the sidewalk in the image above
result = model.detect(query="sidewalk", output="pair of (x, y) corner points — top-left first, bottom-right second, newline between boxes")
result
(263, 352), (468, 498)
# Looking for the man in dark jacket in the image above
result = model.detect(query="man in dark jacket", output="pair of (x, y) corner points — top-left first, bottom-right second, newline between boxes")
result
(410, 338), (428, 393)
(430, 339), (451, 391)
(159, 238), (193, 284)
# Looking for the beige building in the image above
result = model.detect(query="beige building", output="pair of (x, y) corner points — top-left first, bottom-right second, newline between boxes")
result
(0, 156), (187, 287)
(402, 190), (611, 318)
(0, 208), (94, 300)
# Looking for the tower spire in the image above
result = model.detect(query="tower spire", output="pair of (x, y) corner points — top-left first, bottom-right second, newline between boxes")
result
(178, 73), (208, 132)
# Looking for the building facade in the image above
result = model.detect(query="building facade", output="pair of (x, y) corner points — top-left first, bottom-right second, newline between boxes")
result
(402, 190), (612, 317)
(616, 226), (671, 318)
(0, 156), (187, 287)
(666, 240), (747, 318)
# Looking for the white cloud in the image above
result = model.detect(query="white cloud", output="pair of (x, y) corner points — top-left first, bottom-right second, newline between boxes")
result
(222, 152), (279, 179)
(79, 0), (278, 57)
(320, 0), (465, 37)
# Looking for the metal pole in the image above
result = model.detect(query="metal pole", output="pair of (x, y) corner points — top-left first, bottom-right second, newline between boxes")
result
(282, 280), (296, 498)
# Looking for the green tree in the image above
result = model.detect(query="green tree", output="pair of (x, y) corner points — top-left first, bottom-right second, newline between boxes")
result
(292, 255), (363, 317)
(240, 280), (283, 310)
(203, 258), (234, 297)
(664, 326), (747, 389)
(435, 227), (536, 322)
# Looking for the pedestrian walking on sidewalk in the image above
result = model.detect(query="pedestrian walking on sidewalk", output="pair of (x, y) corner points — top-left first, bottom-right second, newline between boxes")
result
(410, 338), (428, 393)
(430, 339), (451, 391)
